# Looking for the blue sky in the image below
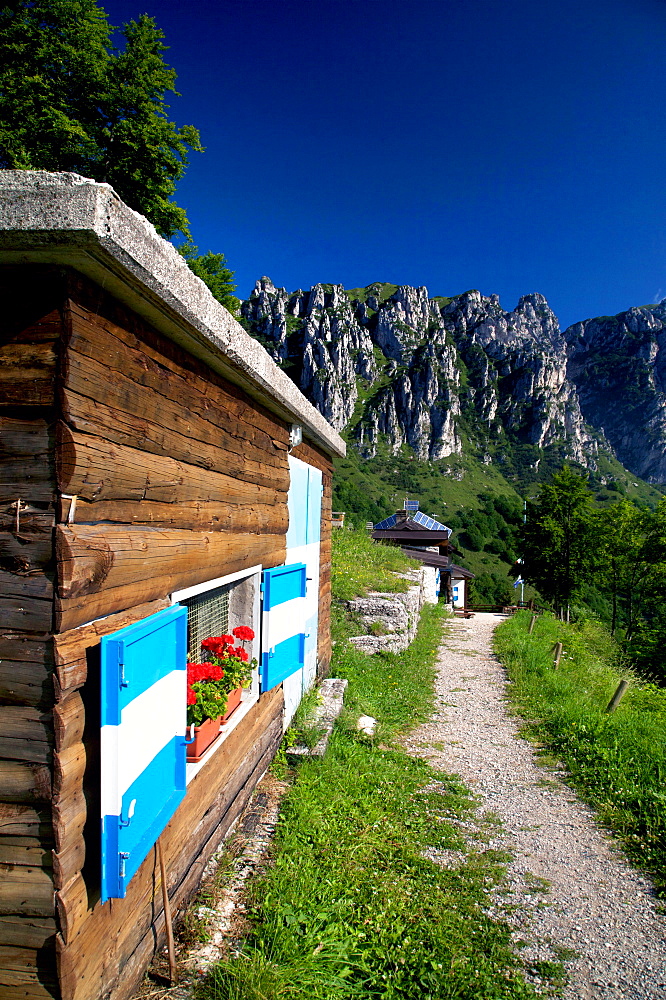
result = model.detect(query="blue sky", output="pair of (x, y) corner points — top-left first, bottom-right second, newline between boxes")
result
(104, 0), (666, 330)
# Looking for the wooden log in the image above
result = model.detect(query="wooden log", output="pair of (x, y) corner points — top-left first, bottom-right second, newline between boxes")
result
(0, 531), (53, 577)
(52, 838), (85, 894)
(55, 526), (285, 631)
(61, 388), (289, 495)
(56, 524), (285, 600)
(0, 468), (55, 505)
(51, 791), (85, 860)
(0, 342), (58, 408)
(0, 661), (53, 709)
(0, 633), (53, 666)
(53, 598), (170, 695)
(53, 744), (86, 804)
(0, 944), (58, 997)
(0, 843), (53, 868)
(61, 340), (289, 486)
(0, 980), (58, 1000)
(53, 694), (84, 753)
(0, 865), (54, 916)
(0, 914), (56, 949)
(56, 423), (285, 508)
(0, 707), (53, 763)
(0, 805), (52, 839)
(54, 874), (88, 947)
(70, 496), (287, 535)
(0, 762), (51, 803)
(0, 596), (52, 632)
(0, 569), (54, 600)
(67, 295), (291, 446)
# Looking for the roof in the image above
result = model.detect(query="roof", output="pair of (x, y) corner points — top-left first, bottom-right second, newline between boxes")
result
(400, 547), (452, 569)
(0, 171), (346, 459)
(450, 563), (475, 579)
(374, 510), (451, 534)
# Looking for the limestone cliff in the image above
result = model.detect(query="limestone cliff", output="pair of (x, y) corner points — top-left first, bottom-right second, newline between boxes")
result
(242, 278), (599, 473)
(565, 302), (666, 483)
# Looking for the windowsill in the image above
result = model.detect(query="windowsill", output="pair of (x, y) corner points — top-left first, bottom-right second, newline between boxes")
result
(185, 672), (260, 783)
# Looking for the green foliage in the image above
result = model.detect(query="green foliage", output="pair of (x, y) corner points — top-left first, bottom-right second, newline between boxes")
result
(0, 0), (202, 238)
(179, 243), (238, 311)
(331, 527), (419, 601)
(469, 572), (514, 606)
(521, 465), (598, 613)
(495, 611), (666, 894)
(200, 606), (543, 1000)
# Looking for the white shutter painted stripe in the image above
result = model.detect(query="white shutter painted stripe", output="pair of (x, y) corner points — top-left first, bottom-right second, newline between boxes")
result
(100, 668), (185, 817)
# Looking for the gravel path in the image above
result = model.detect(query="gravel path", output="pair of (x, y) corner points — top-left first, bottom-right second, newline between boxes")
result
(402, 613), (666, 999)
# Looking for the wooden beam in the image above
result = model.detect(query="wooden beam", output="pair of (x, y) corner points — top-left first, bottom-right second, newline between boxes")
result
(55, 526), (285, 630)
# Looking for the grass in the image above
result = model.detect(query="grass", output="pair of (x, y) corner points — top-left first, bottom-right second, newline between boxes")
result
(193, 532), (553, 1000)
(494, 610), (666, 895)
(196, 603), (542, 1000)
(330, 527), (420, 601)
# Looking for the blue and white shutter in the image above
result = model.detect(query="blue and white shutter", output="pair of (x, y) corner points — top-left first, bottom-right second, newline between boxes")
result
(280, 457), (322, 721)
(260, 562), (307, 691)
(100, 605), (187, 902)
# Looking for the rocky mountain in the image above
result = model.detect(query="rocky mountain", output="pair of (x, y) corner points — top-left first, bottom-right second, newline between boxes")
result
(243, 278), (607, 474)
(565, 302), (666, 483)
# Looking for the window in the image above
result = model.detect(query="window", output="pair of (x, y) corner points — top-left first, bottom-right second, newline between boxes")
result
(172, 566), (261, 780)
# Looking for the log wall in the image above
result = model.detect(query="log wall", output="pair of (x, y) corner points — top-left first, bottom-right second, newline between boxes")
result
(0, 267), (62, 999)
(1, 265), (334, 999)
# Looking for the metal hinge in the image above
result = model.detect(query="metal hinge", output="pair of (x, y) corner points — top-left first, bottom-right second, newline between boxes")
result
(119, 852), (130, 879)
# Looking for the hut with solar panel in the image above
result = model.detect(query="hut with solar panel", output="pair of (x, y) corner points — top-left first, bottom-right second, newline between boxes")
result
(0, 172), (345, 1000)
(372, 501), (474, 608)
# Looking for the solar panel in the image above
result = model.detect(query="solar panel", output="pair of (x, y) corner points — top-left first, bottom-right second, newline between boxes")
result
(373, 514), (398, 530)
(404, 500), (419, 511)
(413, 510), (451, 533)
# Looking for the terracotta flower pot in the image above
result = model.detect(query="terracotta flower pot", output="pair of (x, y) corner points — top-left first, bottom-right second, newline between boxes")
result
(186, 715), (223, 762)
(221, 685), (243, 723)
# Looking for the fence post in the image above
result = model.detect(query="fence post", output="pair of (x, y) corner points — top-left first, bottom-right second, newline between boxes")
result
(605, 679), (629, 714)
(552, 641), (563, 668)
(528, 614), (537, 634)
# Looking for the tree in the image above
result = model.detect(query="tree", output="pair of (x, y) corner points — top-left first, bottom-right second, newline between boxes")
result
(520, 465), (598, 618)
(179, 243), (238, 313)
(0, 0), (202, 239)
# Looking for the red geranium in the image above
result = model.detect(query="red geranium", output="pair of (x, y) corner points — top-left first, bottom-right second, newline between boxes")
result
(233, 625), (255, 642)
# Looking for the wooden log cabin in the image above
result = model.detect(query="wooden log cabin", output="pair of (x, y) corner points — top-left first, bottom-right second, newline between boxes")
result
(0, 170), (345, 1000)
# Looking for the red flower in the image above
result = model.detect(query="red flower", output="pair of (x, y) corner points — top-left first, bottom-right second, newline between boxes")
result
(232, 625), (255, 642)
(187, 685), (197, 706)
(205, 663), (224, 681)
(233, 646), (249, 662)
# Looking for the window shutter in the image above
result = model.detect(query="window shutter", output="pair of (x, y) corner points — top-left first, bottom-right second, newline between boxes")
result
(100, 605), (187, 902)
(260, 563), (307, 692)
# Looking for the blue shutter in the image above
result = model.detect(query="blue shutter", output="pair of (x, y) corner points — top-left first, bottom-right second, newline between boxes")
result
(260, 563), (306, 692)
(100, 605), (187, 902)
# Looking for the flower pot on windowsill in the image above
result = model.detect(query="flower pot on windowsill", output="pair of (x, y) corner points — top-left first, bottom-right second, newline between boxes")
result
(186, 715), (223, 762)
(221, 685), (243, 723)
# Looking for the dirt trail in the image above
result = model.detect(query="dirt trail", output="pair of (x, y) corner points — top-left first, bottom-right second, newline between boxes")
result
(402, 613), (666, 999)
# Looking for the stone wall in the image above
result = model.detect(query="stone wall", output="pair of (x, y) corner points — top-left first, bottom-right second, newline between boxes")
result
(346, 566), (438, 655)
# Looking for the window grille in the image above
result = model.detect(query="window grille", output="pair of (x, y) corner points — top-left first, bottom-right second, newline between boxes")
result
(181, 585), (230, 660)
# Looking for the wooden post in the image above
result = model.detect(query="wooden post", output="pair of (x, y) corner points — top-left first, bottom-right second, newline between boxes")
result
(156, 839), (178, 984)
(605, 679), (629, 714)
(528, 614), (537, 634)
(553, 641), (563, 668)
